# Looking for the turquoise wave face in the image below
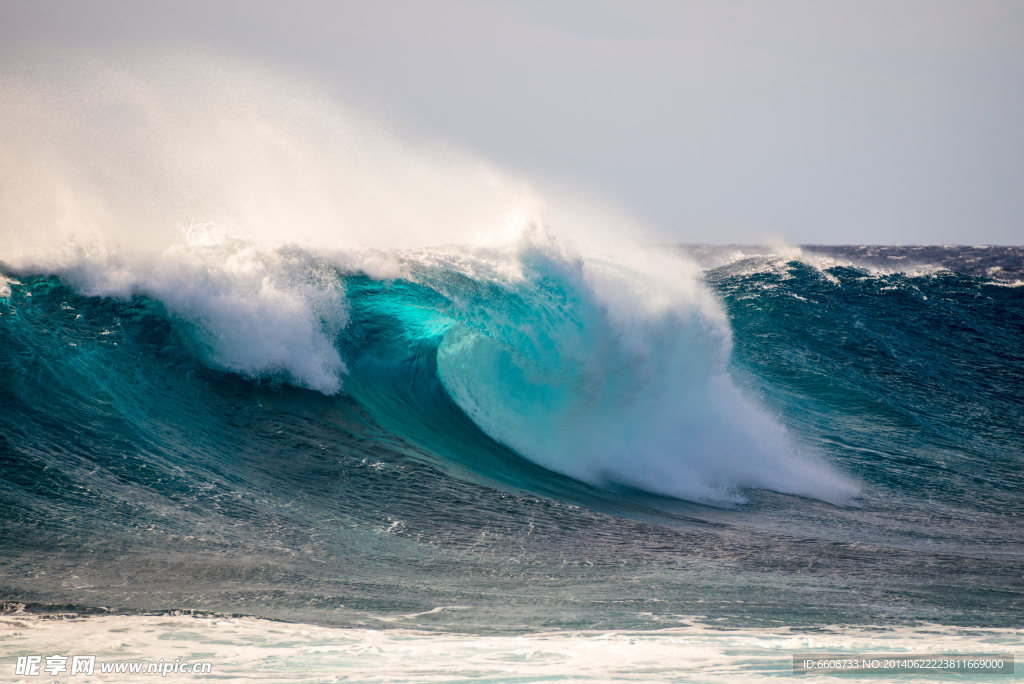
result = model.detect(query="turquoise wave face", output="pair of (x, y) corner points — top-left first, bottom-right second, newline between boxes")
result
(0, 247), (1021, 630)
(340, 243), (857, 507)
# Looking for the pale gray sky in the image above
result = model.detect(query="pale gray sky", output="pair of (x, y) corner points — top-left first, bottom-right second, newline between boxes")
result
(3, 0), (1023, 244)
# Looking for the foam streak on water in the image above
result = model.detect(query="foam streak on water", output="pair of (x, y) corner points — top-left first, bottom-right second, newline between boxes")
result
(3, 610), (1021, 683)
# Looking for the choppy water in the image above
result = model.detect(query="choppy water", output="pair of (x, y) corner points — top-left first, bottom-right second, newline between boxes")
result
(2, 243), (1021, 642)
(2, 56), (1022, 681)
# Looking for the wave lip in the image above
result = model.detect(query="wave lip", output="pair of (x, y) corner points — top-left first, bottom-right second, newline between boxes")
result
(41, 237), (352, 395)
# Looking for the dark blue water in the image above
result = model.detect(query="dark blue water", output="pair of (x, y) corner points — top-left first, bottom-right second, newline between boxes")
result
(1, 245), (1021, 632)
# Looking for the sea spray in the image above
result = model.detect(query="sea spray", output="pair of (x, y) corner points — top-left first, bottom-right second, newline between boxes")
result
(0, 51), (857, 506)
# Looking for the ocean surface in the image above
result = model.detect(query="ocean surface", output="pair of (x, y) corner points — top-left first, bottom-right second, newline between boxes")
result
(1, 241), (1022, 681)
(2, 51), (1022, 683)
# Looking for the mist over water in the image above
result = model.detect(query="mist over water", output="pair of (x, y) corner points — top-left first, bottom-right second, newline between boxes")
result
(0, 53), (543, 255)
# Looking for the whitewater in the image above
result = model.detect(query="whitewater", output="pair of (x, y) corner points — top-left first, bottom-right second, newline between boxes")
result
(1, 53), (1022, 681)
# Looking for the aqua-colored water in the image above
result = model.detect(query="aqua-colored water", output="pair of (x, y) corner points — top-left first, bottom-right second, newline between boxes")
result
(2, 243), (1020, 634)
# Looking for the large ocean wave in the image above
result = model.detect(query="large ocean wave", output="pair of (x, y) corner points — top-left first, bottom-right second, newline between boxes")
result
(0, 53), (856, 508)
(0, 231), (859, 508)
(1, 52), (1021, 634)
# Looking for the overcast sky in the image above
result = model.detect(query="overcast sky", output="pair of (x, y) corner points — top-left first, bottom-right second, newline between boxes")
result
(2, 0), (1022, 245)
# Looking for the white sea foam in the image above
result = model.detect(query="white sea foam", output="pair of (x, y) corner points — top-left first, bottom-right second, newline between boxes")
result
(0, 274), (16, 299)
(59, 236), (360, 394)
(690, 244), (955, 281)
(2, 610), (1019, 683)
